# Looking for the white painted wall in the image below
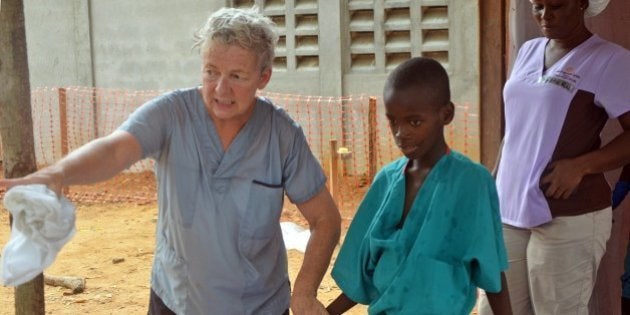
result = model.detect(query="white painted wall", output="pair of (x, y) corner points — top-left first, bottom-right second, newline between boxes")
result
(24, 0), (480, 97)
(24, 0), (225, 90)
(24, 0), (93, 87)
(89, 0), (222, 90)
(23, 0), (482, 162)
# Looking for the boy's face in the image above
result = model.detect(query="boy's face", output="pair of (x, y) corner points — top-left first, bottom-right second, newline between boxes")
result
(384, 86), (453, 160)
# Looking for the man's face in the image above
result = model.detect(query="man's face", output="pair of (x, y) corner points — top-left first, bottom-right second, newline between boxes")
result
(199, 41), (271, 125)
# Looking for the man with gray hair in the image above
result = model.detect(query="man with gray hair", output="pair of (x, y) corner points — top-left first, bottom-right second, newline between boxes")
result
(0, 7), (340, 314)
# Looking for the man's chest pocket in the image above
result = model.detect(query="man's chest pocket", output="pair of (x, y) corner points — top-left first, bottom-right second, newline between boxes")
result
(243, 180), (285, 240)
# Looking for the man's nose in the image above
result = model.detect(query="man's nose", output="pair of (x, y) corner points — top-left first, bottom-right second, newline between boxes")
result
(215, 76), (230, 94)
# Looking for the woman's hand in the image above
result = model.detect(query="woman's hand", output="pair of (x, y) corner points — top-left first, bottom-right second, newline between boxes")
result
(540, 158), (586, 199)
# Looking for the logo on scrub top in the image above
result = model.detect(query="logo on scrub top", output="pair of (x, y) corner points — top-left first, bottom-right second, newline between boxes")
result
(537, 65), (581, 92)
(538, 75), (575, 92)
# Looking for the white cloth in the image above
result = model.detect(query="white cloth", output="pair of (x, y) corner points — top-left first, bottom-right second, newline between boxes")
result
(280, 221), (310, 253)
(585, 0), (610, 17)
(0, 184), (75, 286)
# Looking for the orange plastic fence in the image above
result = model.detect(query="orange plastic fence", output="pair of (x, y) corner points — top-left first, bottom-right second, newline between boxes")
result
(22, 87), (479, 211)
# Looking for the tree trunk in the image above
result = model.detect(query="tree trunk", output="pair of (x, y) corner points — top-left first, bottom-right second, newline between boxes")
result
(0, 0), (45, 314)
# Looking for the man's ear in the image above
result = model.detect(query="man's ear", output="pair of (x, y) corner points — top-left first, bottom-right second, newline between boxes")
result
(258, 67), (272, 89)
(441, 101), (455, 125)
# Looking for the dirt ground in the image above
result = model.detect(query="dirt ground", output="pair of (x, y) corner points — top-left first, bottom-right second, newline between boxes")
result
(0, 172), (368, 314)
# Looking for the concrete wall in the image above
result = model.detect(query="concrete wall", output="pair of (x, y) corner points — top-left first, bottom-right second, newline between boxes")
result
(24, 0), (93, 87)
(588, 0), (630, 50)
(24, 0), (225, 90)
(24, 0), (479, 96)
(23, 0), (483, 161)
(89, 0), (224, 90)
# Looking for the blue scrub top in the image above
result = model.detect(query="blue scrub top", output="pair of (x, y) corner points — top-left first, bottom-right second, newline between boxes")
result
(119, 87), (326, 314)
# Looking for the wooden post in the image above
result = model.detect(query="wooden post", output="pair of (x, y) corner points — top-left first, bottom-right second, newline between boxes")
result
(1, 1), (45, 313)
(92, 88), (99, 139)
(368, 97), (377, 183)
(329, 139), (339, 206)
(479, 0), (508, 169)
(58, 88), (68, 158)
(58, 88), (69, 195)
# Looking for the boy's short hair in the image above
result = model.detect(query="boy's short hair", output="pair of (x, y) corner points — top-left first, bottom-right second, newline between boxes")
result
(384, 57), (450, 106)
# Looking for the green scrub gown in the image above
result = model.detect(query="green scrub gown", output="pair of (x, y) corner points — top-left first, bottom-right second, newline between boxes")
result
(332, 151), (508, 315)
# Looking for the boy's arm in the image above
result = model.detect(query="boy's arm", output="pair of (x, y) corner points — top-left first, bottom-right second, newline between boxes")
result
(326, 293), (357, 315)
(486, 272), (513, 315)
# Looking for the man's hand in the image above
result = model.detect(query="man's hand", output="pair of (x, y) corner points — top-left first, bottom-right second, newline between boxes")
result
(612, 181), (630, 209)
(0, 165), (64, 196)
(290, 294), (328, 315)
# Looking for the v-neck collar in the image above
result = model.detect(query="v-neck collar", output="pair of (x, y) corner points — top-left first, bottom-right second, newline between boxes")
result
(540, 34), (597, 76)
(390, 152), (451, 230)
(193, 94), (267, 177)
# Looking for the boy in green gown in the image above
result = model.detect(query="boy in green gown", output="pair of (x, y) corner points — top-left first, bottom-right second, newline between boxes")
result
(327, 57), (513, 315)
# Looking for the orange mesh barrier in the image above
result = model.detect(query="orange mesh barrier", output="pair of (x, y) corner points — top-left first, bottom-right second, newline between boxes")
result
(4, 87), (479, 212)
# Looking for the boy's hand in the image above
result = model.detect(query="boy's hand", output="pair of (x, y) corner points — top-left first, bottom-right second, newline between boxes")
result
(612, 181), (630, 209)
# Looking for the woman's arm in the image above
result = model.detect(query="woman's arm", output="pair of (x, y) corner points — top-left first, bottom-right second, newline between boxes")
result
(541, 111), (630, 199)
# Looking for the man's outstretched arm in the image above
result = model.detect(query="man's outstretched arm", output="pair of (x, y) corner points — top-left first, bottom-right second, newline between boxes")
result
(0, 130), (143, 195)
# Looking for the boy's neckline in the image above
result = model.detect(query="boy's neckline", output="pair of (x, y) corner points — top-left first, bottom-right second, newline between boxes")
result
(402, 146), (451, 176)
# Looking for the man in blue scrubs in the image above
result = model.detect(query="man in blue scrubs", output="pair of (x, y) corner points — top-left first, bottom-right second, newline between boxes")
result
(0, 7), (341, 314)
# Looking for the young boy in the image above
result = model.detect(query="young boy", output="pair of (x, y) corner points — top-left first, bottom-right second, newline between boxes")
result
(326, 57), (512, 314)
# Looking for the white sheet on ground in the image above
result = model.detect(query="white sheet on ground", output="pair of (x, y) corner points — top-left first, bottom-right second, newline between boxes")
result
(280, 221), (310, 253)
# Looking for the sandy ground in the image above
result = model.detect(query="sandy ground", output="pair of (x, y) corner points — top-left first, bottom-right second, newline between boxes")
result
(0, 173), (368, 314)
